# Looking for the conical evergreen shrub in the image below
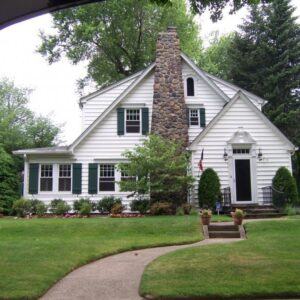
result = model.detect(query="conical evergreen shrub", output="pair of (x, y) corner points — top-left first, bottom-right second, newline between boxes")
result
(272, 167), (298, 207)
(198, 168), (221, 209)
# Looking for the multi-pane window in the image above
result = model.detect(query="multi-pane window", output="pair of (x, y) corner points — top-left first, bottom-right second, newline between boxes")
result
(40, 164), (53, 191)
(126, 109), (140, 133)
(189, 109), (199, 126)
(121, 170), (136, 183)
(233, 148), (250, 154)
(59, 164), (71, 191)
(99, 164), (115, 191)
(187, 77), (195, 96)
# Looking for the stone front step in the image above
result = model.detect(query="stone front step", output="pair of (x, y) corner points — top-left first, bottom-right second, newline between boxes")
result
(205, 224), (243, 239)
(224, 205), (287, 219)
(245, 213), (286, 219)
(209, 231), (241, 239)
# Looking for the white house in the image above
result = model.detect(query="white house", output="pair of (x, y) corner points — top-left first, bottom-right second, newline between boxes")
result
(13, 27), (297, 209)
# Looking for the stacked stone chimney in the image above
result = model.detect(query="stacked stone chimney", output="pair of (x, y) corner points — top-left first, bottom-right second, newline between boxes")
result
(151, 27), (188, 148)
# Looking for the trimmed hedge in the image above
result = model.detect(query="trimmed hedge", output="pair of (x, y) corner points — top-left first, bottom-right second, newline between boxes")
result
(272, 167), (298, 207)
(198, 168), (221, 209)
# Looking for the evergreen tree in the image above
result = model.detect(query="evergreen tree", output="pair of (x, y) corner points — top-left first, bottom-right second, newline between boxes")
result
(228, 0), (300, 189)
(0, 146), (19, 215)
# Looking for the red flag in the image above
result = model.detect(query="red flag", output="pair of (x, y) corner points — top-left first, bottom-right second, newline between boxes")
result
(198, 149), (204, 171)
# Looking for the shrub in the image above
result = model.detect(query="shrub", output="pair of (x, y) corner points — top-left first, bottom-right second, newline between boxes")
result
(50, 199), (70, 216)
(130, 199), (150, 214)
(189, 207), (198, 216)
(150, 202), (173, 215)
(198, 168), (221, 209)
(12, 198), (31, 217)
(97, 197), (122, 213)
(181, 203), (192, 215)
(36, 202), (47, 217)
(231, 208), (246, 218)
(200, 209), (212, 217)
(111, 203), (125, 214)
(73, 198), (96, 213)
(29, 199), (43, 214)
(272, 167), (298, 208)
(283, 205), (297, 216)
(176, 206), (185, 216)
(79, 202), (92, 217)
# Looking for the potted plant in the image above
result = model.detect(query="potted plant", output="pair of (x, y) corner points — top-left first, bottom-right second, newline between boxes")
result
(231, 208), (246, 225)
(200, 209), (212, 225)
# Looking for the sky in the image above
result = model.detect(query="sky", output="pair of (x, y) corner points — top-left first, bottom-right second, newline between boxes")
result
(0, 1), (299, 145)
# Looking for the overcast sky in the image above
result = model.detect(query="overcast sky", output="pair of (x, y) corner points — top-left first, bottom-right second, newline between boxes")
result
(0, 1), (299, 145)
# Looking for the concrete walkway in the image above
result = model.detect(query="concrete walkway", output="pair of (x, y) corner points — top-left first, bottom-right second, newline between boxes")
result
(40, 238), (242, 300)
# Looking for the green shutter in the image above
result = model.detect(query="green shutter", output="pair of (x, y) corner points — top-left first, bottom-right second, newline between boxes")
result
(142, 107), (149, 135)
(200, 108), (206, 128)
(29, 163), (39, 194)
(117, 108), (125, 135)
(186, 108), (190, 127)
(88, 163), (98, 194)
(72, 163), (82, 194)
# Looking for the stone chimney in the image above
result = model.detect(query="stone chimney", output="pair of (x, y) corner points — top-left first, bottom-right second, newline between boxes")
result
(151, 27), (188, 148)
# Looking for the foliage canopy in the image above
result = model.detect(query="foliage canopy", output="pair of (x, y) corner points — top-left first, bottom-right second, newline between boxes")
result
(38, 0), (203, 91)
(118, 135), (194, 206)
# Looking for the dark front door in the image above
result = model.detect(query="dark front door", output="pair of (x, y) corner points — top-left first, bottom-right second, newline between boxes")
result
(235, 159), (252, 202)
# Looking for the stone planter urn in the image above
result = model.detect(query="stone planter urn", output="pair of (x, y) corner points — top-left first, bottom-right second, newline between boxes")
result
(200, 209), (212, 225)
(231, 209), (246, 226)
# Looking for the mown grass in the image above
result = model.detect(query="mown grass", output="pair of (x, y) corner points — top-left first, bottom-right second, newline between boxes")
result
(0, 215), (201, 299)
(211, 213), (231, 222)
(140, 219), (300, 299)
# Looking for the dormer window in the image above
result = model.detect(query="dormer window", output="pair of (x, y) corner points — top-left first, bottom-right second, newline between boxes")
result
(187, 77), (195, 96)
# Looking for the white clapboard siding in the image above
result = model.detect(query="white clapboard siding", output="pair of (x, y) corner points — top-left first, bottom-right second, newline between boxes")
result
(73, 72), (154, 197)
(191, 96), (292, 205)
(81, 77), (136, 130)
(182, 62), (226, 142)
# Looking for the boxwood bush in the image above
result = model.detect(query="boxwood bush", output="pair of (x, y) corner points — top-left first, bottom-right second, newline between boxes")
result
(12, 198), (31, 217)
(130, 199), (150, 214)
(272, 167), (298, 208)
(198, 168), (221, 209)
(73, 198), (96, 213)
(97, 197), (122, 213)
(49, 199), (70, 216)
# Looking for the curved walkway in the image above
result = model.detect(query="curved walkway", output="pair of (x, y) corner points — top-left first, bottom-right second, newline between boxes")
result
(40, 237), (242, 300)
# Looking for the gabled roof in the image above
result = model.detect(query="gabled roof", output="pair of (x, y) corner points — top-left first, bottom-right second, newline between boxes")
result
(189, 91), (296, 151)
(204, 71), (267, 107)
(79, 70), (143, 106)
(69, 62), (156, 150)
(180, 53), (231, 103)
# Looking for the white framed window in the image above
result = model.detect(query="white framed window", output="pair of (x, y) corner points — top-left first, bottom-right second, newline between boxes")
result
(40, 164), (53, 191)
(59, 164), (71, 192)
(121, 169), (136, 183)
(126, 109), (140, 133)
(189, 109), (199, 126)
(233, 148), (251, 154)
(99, 164), (115, 191)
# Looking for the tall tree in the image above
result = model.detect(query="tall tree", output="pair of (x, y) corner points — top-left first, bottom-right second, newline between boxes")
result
(38, 0), (204, 91)
(0, 78), (61, 153)
(201, 32), (234, 80)
(0, 146), (19, 215)
(228, 0), (300, 191)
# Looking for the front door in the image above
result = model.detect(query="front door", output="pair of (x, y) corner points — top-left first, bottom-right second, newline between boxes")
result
(234, 159), (252, 202)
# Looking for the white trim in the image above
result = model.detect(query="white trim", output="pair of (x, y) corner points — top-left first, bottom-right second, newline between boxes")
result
(79, 71), (143, 105)
(125, 108), (142, 135)
(181, 53), (230, 103)
(189, 91), (296, 151)
(69, 63), (155, 150)
(204, 71), (267, 107)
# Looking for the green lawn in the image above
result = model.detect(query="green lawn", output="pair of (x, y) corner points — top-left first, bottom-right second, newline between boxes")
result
(140, 219), (300, 299)
(0, 215), (201, 300)
(211, 213), (231, 222)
